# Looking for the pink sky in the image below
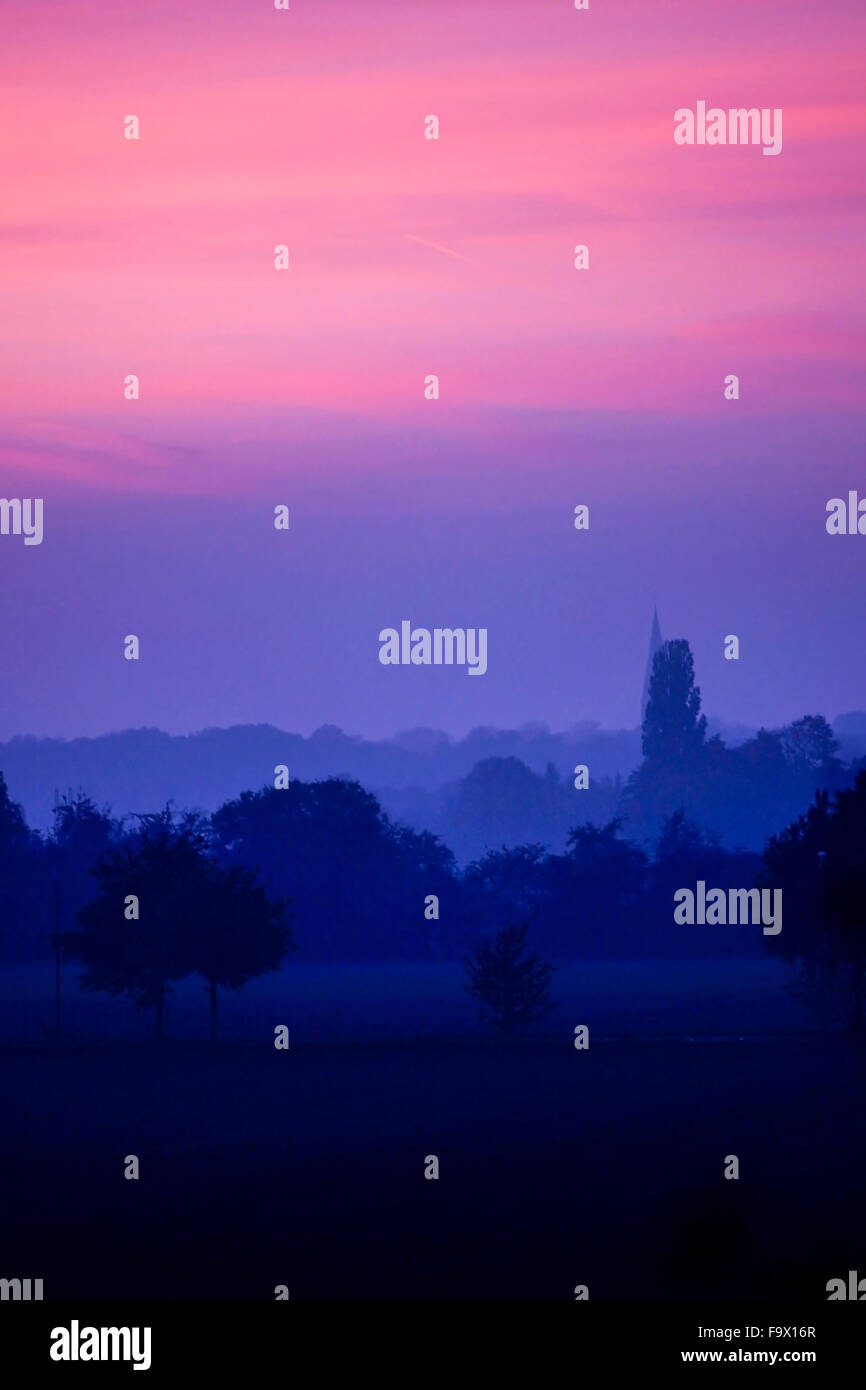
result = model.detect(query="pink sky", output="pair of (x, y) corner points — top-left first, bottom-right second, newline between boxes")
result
(0, 0), (864, 492)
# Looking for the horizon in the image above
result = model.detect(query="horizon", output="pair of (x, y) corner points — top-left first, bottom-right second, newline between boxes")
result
(2, 699), (864, 748)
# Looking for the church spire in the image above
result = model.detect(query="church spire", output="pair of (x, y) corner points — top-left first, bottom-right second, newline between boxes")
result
(641, 606), (663, 725)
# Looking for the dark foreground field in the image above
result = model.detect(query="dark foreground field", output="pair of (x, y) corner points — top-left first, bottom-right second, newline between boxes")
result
(2, 1034), (864, 1301)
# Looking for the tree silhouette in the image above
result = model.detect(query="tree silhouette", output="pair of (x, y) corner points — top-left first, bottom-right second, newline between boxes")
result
(63, 824), (206, 1037)
(462, 844), (549, 933)
(63, 818), (292, 1039)
(642, 639), (707, 764)
(463, 922), (556, 1035)
(621, 640), (712, 844)
(780, 714), (840, 777)
(211, 777), (457, 961)
(47, 791), (118, 937)
(654, 807), (714, 862)
(761, 771), (866, 1034)
(441, 755), (620, 864)
(192, 862), (293, 1042)
(564, 818), (648, 923)
(0, 771), (37, 961)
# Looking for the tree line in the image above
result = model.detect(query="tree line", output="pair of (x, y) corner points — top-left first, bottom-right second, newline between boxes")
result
(0, 638), (863, 1034)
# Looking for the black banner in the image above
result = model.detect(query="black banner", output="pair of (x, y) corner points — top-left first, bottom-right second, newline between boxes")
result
(2, 1302), (862, 1378)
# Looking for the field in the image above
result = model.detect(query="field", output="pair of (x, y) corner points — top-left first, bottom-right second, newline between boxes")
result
(0, 957), (818, 1045)
(1, 959), (862, 1301)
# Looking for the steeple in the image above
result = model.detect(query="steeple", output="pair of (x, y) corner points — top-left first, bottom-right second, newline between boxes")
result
(641, 606), (663, 725)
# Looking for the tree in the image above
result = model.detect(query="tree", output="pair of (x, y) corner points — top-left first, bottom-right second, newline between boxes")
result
(761, 772), (866, 1034)
(192, 862), (293, 1042)
(64, 817), (293, 1039)
(641, 639), (707, 764)
(386, 823), (458, 958)
(462, 844), (549, 928)
(565, 816), (647, 884)
(654, 807), (715, 862)
(619, 641), (713, 846)
(211, 778), (458, 961)
(0, 771), (29, 847)
(780, 715), (839, 776)
(47, 791), (118, 935)
(441, 757), (571, 864)
(463, 923), (556, 1035)
(63, 823), (207, 1038)
(564, 817), (648, 917)
(650, 809), (761, 962)
(0, 771), (38, 961)
(440, 755), (620, 864)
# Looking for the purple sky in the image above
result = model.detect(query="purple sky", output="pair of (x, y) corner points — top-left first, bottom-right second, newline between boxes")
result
(1, 0), (864, 740)
(2, 407), (864, 740)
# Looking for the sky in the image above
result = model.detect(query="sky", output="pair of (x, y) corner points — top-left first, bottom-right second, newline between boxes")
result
(1, 0), (864, 740)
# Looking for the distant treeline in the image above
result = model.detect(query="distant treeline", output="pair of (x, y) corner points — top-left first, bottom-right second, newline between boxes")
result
(0, 643), (863, 1007)
(0, 771), (762, 966)
(3, 695), (865, 863)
